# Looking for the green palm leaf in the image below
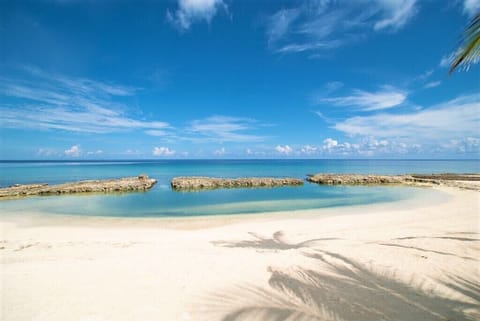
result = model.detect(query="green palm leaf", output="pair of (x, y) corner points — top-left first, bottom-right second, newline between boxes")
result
(450, 12), (480, 74)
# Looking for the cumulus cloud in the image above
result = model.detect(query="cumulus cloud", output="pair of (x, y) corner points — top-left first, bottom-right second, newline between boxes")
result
(152, 146), (176, 156)
(214, 147), (226, 156)
(293, 137), (428, 157)
(64, 145), (81, 157)
(320, 86), (407, 111)
(275, 145), (293, 154)
(320, 138), (357, 154)
(167, 0), (226, 31)
(300, 145), (318, 155)
(442, 137), (480, 153)
(323, 138), (338, 150)
(240, 138), (436, 157)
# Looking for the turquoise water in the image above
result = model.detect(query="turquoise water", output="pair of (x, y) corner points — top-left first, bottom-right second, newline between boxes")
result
(0, 160), (478, 217)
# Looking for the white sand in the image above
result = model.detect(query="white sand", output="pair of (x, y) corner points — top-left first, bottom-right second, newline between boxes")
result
(1, 186), (479, 321)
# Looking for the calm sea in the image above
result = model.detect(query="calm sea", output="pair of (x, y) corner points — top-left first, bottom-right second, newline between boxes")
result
(0, 160), (478, 217)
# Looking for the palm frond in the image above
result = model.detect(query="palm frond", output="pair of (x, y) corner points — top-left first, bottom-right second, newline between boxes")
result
(450, 12), (480, 74)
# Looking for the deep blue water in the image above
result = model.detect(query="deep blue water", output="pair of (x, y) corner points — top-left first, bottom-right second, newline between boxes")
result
(0, 159), (477, 217)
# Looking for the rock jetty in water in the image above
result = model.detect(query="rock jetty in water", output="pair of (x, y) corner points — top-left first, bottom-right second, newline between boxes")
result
(306, 174), (407, 185)
(171, 177), (304, 191)
(0, 175), (157, 199)
(306, 173), (480, 191)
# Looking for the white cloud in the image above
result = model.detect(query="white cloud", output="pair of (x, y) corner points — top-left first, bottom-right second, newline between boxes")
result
(463, 0), (480, 16)
(152, 147), (176, 156)
(167, 0), (226, 31)
(323, 138), (338, 150)
(64, 145), (81, 157)
(333, 94), (480, 144)
(314, 111), (331, 123)
(187, 115), (266, 143)
(243, 148), (269, 157)
(0, 67), (170, 134)
(325, 81), (344, 93)
(276, 41), (342, 53)
(442, 137), (480, 153)
(321, 86), (407, 111)
(214, 147), (226, 156)
(373, 0), (418, 31)
(125, 149), (142, 156)
(36, 148), (58, 157)
(424, 80), (441, 89)
(275, 145), (293, 154)
(300, 145), (318, 155)
(266, 1), (418, 54)
(293, 137), (427, 157)
(233, 139), (436, 158)
(415, 69), (433, 82)
(86, 150), (103, 156)
(267, 8), (300, 43)
(144, 130), (169, 137)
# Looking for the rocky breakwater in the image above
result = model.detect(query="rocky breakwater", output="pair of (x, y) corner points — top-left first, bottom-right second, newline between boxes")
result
(0, 174), (157, 199)
(409, 173), (480, 190)
(306, 173), (480, 191)
(171, 177), (304, 191)
(306, 174), (409, 185)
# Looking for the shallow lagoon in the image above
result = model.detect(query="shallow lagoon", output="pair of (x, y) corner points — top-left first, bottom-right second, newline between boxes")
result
(0, 159), (476, 217)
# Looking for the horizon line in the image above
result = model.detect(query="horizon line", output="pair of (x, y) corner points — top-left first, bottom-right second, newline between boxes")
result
(1, 158), (479, 162)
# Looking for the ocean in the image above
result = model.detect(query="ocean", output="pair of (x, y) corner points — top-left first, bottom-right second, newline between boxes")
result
(0, 159), (478, 217)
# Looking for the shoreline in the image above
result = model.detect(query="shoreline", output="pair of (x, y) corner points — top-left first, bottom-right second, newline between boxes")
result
(1, 185), (478, 321)
(0, 185), (449, 230)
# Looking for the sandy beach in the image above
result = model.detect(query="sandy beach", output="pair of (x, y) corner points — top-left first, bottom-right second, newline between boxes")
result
(1, 186), (479, 321)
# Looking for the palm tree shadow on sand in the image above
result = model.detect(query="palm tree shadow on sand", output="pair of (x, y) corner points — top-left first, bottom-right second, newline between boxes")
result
(211, 231), (341, 251)
(200, 231), (479, 321)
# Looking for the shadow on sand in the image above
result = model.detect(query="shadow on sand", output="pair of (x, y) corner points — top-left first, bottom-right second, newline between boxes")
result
(212, 231), (341, 251)
(202, 231), (479, 321)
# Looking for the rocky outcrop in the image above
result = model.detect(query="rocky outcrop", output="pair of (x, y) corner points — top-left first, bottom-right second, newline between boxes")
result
(410, 174), (480, 181)
(409, 174), (480, 190)
(0, 175), (157, 199)
(306, 174), (407, 185)
(171, 177), (304, 191)
(306, 173), (480, 191)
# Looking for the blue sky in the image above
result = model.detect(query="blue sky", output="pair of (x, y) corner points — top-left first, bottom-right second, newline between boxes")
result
(1, 0), (479, 159)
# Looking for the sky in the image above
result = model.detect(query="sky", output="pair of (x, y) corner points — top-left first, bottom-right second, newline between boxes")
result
(0, 0), (479, 160)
